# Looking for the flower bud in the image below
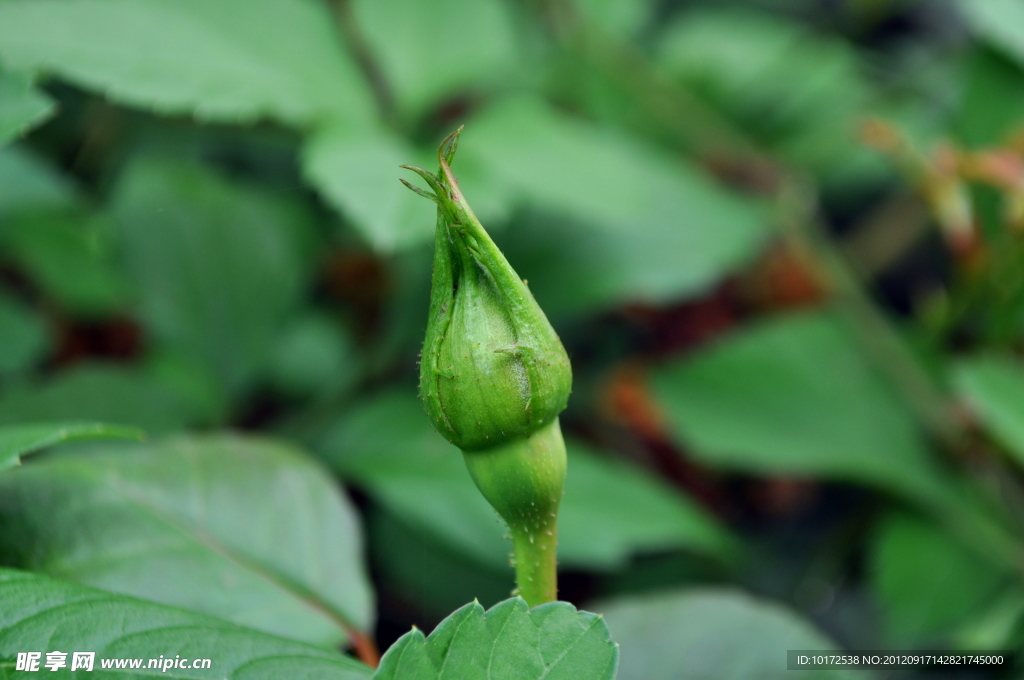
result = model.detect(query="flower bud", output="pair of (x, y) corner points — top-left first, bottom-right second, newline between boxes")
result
(402, 129), (572, 452)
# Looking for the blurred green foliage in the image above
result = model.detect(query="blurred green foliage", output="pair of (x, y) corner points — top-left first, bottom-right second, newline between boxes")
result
(3, 0), (1024, 676)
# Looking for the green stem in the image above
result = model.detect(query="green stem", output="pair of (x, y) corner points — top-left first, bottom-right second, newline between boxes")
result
(462, 419), (566, 608)
(511, 521), (559, 607)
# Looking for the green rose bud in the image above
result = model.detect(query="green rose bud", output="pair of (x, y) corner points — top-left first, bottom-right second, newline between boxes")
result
(401, 128), (572, 606)
(403, 130), (572, 452)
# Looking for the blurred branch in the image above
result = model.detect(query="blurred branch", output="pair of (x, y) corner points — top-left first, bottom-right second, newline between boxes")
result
(839, 192), (931, 280)
(775, 177), (967, 451)
(777, 183), (1024, 574)
(569, 33), (773, 177)
(330, 0), (397, 129)
(529, 0), (778, 189)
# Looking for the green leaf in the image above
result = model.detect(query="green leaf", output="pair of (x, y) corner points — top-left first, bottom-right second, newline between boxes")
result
(318, 390), (509, 568)
(4, 212), (128, 316)
(368, 507), (514, 621)
(0, 363), (199, 434)
(871, 513), (1007, 644)
(558, 443), (735, 569)
(656, 8), (866, 173)
(0, 434), (374, 648)
(269, 312), (359, 400)
(0, 0), (374, 127)
(145, 351), (231, 426)
(955, 47), (1024, 147)
(0, 292), (50, 378)
(491, 211), (703, 318)
(598, 588), (854, 680)
(0, 421), (142, 472)
(374, 597), (617, 680)
(956, 588), (1024, 650)
(953, 354), (1024, 467)
(351, 0), (518, 120)
(111, 158), (311, 396)
(0, 146), (76, 218)
(0, 568), (372, 679)
(0, 70), (55, 146)
(572, 0), (655, 38)
(302, 126), (432, 251)
(461, 97), (767, 306)
(318, 390), (733, 570)
(961, 0), (1024, 69)
(650, 310), (945, 501)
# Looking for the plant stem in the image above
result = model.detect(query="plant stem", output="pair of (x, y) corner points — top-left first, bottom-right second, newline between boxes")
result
(462, 419), (566, 608)
(347, 631), (380, 669)
(330, 0), (396, 128)
(774, 178), (967, 450)
(511, 521), (559, 607)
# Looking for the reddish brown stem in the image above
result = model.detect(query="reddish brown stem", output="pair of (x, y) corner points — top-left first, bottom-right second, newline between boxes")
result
(349, 630), (380, 669)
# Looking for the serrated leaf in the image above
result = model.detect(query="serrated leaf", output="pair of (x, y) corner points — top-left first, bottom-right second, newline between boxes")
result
(598, 588), (854, 680)
(0, 421), (142, 472)
(460, 97), (767, 305)
(374, 598), (617, 680)
(318, 390), (733, 571)
(302, 126), (432, 251)
(0, 363), (198, 434)
(0, 0), (374, 127)
(953, 354), (1024, 468)
(871, 513), (1007, 645)
(0, 568), (372, 679)
(650, 310), (947, 502)
(0, 435), (374, 648)
(961, 0), (1024, 69)
(111, 158), (311, 397)
(351, 0), (518, 121)
(0, 70), (55, 146)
